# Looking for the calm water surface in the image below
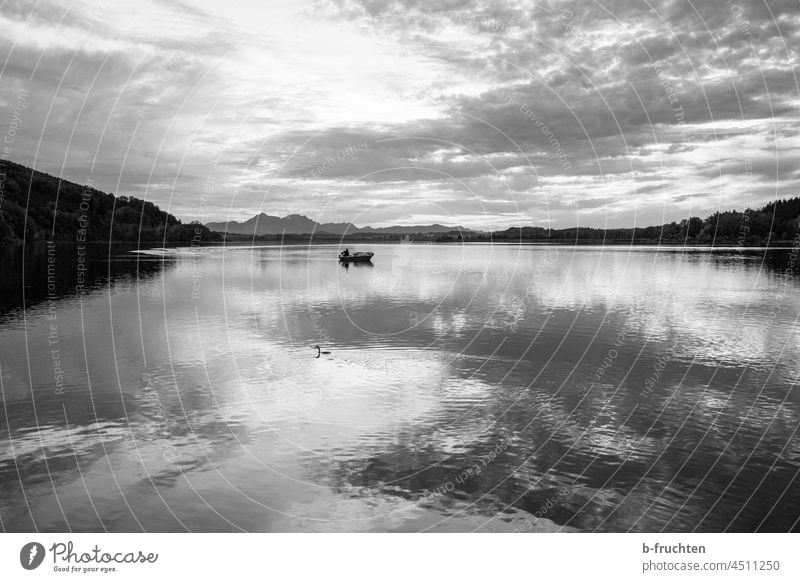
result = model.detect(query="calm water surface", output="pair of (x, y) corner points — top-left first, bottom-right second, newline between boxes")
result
(1, 242), (799, 532)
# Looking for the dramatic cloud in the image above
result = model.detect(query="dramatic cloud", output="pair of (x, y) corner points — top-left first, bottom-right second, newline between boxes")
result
(1, 0), (798, 228)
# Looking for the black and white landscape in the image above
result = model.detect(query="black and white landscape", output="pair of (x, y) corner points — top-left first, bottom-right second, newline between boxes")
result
(1, 0), (799, 533)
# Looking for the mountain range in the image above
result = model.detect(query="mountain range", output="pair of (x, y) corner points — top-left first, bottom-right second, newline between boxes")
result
(205, 213), (464, 235)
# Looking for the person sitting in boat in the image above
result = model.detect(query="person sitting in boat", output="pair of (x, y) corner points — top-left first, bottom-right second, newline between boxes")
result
(341, 248), (349, 257)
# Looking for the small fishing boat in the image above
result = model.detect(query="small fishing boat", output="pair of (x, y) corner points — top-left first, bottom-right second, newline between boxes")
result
(338, 250), (374, 262)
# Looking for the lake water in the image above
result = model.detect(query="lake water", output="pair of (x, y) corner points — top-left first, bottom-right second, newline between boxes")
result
(1, 242), (799, 532)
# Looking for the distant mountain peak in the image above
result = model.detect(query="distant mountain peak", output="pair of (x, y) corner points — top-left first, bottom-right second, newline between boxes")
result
(204, 213), (463, 236)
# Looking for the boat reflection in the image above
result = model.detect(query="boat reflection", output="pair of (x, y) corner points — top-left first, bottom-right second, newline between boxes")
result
(340, 260), (374, 270)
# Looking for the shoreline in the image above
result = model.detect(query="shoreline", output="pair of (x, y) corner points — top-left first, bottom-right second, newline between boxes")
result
(4, 239), (797, 250)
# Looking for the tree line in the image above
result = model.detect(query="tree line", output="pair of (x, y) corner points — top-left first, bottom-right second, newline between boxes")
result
(0, 159), (219, 243)
(3, 158), (797, 246)
(485, 197), (800, 245)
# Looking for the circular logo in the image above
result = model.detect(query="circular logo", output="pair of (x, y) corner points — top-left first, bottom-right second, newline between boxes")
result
(20, 542), (46, 570)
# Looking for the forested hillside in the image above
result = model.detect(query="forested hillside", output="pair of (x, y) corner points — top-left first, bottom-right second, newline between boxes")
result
(488, 198), (800, 244)
(0, 159), (218, 243)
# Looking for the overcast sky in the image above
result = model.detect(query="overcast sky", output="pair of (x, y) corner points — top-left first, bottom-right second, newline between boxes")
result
(1, 0), (798, 229)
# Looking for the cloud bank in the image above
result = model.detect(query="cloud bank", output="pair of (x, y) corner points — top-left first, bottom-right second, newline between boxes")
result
(1, 0), (798, 228)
